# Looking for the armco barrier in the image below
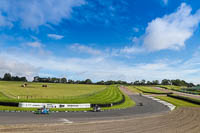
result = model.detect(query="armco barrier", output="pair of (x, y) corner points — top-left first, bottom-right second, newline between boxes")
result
(0, 94), (126, 108)
(0, 102), (19, 107)
(167, 94), (200, 105)
(171, 89), (200, 95)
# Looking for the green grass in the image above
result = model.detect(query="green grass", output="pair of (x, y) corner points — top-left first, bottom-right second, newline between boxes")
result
(0, 81), (106, 98)
(0, 82), (135, 111)
(0, 85), (124, 104)
(158, 85), (200, 95)
(0, 105), (93, 112)
(102, 94), (135, 110)
(157, 85), (182, 90)
(155, 96), (200, 107)
(0, 85), (135, 111)
(135, 86), (167, 94)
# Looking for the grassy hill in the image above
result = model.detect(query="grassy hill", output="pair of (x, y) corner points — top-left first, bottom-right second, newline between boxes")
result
(0, 81), (135, 111)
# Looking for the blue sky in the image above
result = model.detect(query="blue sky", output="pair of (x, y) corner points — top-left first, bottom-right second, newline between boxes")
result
(1, 0), (200, 83)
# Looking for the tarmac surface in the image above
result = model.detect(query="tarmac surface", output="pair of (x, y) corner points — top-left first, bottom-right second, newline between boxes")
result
(0, 94), (169, 125)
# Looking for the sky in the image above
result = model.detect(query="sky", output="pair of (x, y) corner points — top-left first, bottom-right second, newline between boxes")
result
(0, 0), (200, 83)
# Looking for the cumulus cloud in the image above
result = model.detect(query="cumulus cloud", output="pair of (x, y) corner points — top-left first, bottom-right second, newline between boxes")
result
(70, 43), (102, 55)
(7, 52), (200, 83)
(1, 47), (200, 83)
(120, 3), (200, 55)
(143, 3), (200, 51)
(0, 54), (40, 80)
(0, 0), (85, 29)
(48, 34), (64, 40)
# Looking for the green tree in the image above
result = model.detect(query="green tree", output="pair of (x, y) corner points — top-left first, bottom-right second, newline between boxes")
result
(3, 73), (12, 81)
(85, 79), (92, 84)
(161, 79), (171, 85)
(61, 77), (67, 83)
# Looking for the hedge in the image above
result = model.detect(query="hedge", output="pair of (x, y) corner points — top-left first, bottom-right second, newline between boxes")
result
(167, 94), (200, 105)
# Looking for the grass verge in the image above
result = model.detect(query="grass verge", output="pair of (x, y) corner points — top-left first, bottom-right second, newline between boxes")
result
(155, 96), (200, 107)
(136, 86), (170, 94)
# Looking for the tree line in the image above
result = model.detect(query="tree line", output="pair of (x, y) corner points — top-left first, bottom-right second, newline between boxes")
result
(0, 73), (197, 87)
(131, 79), (195, 87)
(0, 73), (27, 82)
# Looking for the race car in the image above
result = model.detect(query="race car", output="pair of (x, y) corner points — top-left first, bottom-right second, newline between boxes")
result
(35, 106), (50, 114)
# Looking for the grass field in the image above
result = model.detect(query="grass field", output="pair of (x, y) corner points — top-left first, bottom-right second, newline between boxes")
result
(155, 96), (200, 107)
(0, 91), (135, 112)
(157, 85), (200, 95)
(157, 85), (182, 90)
(0, 84), (123, 104)
(134, 86), (167, 94)
(126, 86), (142, 93)
(0, 81), (106, 98)
(0, 81), (135, 111)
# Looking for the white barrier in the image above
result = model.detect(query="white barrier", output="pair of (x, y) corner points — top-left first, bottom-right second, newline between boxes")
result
(143, 95), (176, 111)
(18, 102), (91, 108)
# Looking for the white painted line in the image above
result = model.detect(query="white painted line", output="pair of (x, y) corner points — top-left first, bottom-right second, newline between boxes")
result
(59, 118), (73, 124)
(143, 95), (176, 111)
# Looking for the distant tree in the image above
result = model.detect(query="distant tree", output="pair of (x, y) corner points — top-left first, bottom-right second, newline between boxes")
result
(96, 80), (105, 85)
(141, 80), (146, 85)
(105, 80), (115, 85)
(146, 81), (152, 85)
(61, 77), (67, 83)
(51, 77), (59, 83)
(133, 80), (140, 85)
(187, 83), (195, 87)
(3, 73), (12, 81)
(161, 79), (171, 85)
(68, 79), (74, 84)
(20, 77), (27, 82)
(171, 79), (188, 86)
(11, 76), (20, 81)
(85, 79), (92, 84)
(152, 80), (159, 85)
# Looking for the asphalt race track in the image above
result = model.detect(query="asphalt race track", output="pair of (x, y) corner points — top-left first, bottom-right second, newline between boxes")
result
(0, 94), (169, 125)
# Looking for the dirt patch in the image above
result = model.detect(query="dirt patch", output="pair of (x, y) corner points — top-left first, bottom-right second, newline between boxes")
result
(0, 107), (199, 133)
(120, 86), (136, 95)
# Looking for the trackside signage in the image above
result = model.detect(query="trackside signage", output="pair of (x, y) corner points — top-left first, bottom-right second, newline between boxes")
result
(18, 102), (91, 108)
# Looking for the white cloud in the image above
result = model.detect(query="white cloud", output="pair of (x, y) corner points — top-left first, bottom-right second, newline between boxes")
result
(120, 46), (144, 55)
(26, 41), (42, 48)
(48, 34), (64, 40)
(1, 48), (200, 83)
(0, 0), (85, 29)
(119, 3), (200, 55)
(143, 3), (200, 51)
(70, 43), (102, 55)
(0, 54), (40, 80)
